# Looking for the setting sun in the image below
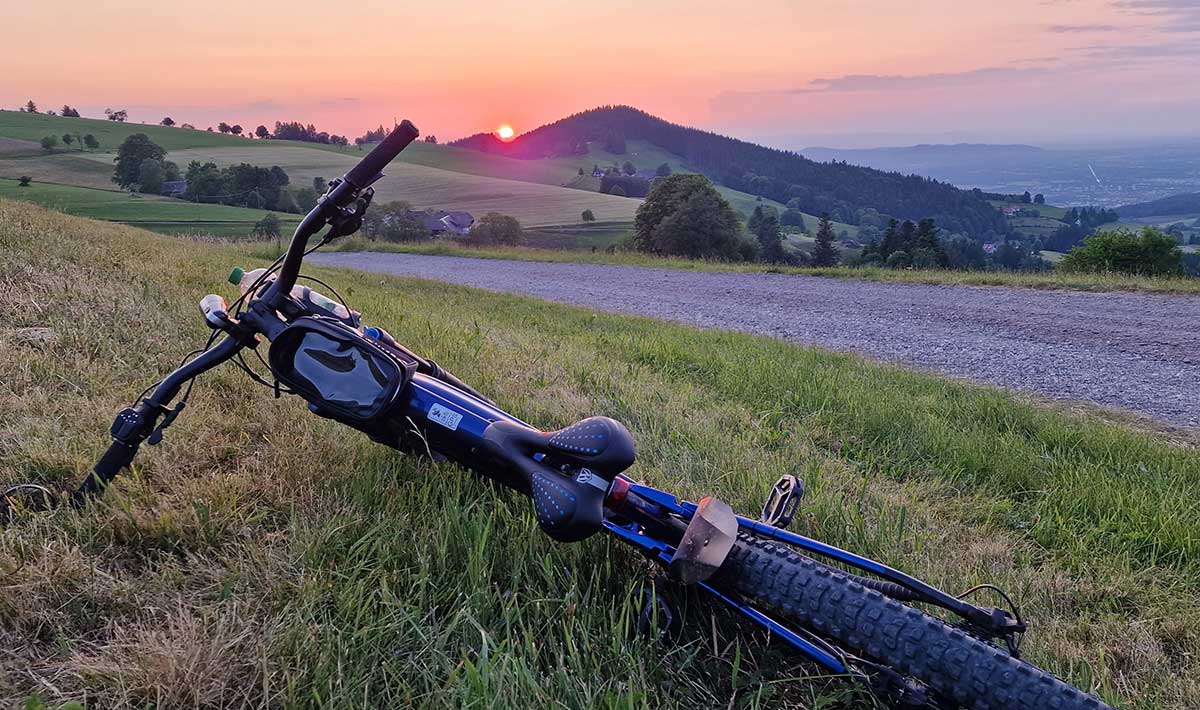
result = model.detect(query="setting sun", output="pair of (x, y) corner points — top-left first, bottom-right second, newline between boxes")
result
(496, 124), (515, 141)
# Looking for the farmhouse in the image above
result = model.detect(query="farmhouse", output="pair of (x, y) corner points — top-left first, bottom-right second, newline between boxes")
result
(405, 209), (474, 236)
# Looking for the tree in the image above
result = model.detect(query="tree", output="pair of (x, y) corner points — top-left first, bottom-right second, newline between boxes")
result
(24, 100), (38, 114)
(471, 212), (524, 246)
(61, 133), (74, 149)
(312, 177), (327, 194)
(812, 214), (840, 266)
(655, 163), (672, 177)
(83, 134), (99, 151)
(230, 124), (243, 136)
(18, 176), (32, 187)
(39, 135), (58, 151)
(60, 105), (80, 117)
(914, 218), (948, 268)
(780, 209), (806, 231)
(622, 161), (636, 176)
(218, 122), (231, 134)
(1033, 193), (1045, 205)
(137, 158), (165, 194)
(160, 116), (175, 127)
(749, 206), (787, 263)
(632, 174), (752, 261)
(424, 134), (438, 144)
(181, 123), (195, 130)
(293, 187), (319, 212)
(112, 134), (166, 189)
(255, 125), (270, 139)
(581, 209), (596, 222)
(1021, 191), (1032, 204)
(104, 108), (128, 122)
(253, 213), (283, 239)
(1059, 228), (1184, 276)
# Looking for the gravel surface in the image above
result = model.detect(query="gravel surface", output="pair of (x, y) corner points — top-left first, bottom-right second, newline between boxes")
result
(312, 253), (1200, 428)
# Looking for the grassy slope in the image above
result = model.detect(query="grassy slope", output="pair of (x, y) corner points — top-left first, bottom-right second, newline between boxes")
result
(0, 110), (249, 151)
(0, 179), (298, 237)
(336, 238), (1200, 294)
(3, 200), (1199, 708)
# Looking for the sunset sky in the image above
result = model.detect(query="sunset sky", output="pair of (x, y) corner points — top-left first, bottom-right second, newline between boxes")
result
(6, 0), (1199, 147)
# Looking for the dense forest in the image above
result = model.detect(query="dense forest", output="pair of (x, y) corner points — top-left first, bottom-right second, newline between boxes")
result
(1043, 207), (1120, 251)
(453, 106), (1009, 238)
(1117, 192), (1200, 219)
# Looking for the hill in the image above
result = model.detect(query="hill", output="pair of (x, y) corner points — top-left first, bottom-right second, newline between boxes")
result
(2, 200), (1195, 708)
(1117, 192), (1200, 219)
(452, 106), (1008, 238)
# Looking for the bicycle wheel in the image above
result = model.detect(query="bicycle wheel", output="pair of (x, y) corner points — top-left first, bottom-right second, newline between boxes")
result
(714, 535), (1113, 710)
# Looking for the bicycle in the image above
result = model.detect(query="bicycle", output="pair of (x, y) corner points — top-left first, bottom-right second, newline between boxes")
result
(2, 121), (1114, 709)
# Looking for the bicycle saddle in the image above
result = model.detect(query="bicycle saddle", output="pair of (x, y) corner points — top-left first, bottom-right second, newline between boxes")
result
(482, 416), (636, 542)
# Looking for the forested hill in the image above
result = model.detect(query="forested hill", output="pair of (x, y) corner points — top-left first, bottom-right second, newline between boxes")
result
(1117, 192), (1200, 218)
(453, 106), (1008, 238)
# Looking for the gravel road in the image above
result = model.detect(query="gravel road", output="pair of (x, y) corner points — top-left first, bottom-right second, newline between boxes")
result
(311, 253), (1200, 428)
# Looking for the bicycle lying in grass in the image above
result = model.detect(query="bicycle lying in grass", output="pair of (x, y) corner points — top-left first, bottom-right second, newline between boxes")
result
(2, 122), (1113, 709)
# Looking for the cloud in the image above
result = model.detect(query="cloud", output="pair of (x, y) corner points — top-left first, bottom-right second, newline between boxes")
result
(1048, 23), (1122, 31)
(319, 97), (360, 107)
(793, 67), (1046, 93)
(1074, 39), (1200, 57)
(1112, 0), (1200, 30)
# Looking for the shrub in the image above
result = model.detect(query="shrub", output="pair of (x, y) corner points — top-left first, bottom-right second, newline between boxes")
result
(1059, 228), (1184, 277)
(581, 209), (596, 222)
(633, 174), (750, 261)
(253, 213), (282, 239)
(886, 250), (912, 268)
(39, 135), (58, 151)
(471, 213), (524, 246)
(18, 176), (32, 187)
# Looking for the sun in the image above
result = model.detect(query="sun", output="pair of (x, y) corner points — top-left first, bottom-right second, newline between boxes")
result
(496, 125), (515, 141)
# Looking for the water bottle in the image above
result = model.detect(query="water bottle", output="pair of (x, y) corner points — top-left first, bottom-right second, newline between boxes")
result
(228, 267), (357, 324)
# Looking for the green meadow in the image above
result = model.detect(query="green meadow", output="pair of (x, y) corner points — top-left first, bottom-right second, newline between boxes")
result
(3, 200), (1198, 708)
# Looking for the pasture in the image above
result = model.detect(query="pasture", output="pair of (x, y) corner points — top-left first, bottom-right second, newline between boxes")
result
(0, 180), (297, 237)
(3, 200), (1199, 708)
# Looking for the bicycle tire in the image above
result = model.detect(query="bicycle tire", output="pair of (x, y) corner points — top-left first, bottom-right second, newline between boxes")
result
(715, 535), (1114, 710)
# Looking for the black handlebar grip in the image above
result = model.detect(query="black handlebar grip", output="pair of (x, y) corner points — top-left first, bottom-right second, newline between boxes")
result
(343, 120), (420, 188)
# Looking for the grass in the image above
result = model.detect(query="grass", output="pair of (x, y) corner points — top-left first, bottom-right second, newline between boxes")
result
(335, 238), (1200, 294)
(2, 200), (1199, 708)
(0, 110), (252, 152)
(0, 179), (298, 237)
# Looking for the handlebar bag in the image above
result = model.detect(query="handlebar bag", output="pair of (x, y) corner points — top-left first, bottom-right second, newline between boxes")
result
(268, 316), (416, 423)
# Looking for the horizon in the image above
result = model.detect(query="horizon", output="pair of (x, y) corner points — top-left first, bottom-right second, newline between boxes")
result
(5, 1), (1200, 149)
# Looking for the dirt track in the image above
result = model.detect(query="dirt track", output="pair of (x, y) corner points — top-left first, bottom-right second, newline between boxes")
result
(311, 252), (1200, 428)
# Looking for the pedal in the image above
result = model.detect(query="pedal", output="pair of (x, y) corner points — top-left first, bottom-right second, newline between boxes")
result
(634, 583), (679, 645)
(760, 474), (803, 529)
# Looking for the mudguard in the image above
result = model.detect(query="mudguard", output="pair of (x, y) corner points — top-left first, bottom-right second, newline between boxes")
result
(668, 496), (738, 584)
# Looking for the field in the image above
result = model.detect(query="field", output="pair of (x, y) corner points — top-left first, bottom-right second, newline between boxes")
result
(0, 180), (298, 237)
(4, 200), (1197, 708)
(141, 145), (640, 227)
(0, 110), (250, 152)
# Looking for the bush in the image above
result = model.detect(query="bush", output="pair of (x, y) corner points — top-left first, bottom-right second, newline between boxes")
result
(581, 209), (596, 222)
(18, 176), (32, 187)
(472, 213), (524, 246)
(1059, 228), (1184, 277)
(633, 174), (750, 261)
(886, 250), (912, 268)
(39, 135), (58, 151)
(253, 213), (282, 239)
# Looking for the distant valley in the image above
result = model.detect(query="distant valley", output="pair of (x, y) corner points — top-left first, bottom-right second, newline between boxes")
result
(800, 141), (1200, 208)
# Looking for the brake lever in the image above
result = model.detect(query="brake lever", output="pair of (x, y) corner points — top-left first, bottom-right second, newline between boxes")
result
(327, 187), (374, 239)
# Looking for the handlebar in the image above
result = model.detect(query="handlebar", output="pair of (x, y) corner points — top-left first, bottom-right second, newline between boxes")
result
(344, 120), (420, 188)
(265, 119), (419, 305)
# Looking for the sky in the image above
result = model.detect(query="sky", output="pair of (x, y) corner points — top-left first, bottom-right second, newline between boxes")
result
(5, 0), (1200, 148)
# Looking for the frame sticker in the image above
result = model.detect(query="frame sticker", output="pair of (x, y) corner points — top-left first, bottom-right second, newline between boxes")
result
(428, 403), (464, 431)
